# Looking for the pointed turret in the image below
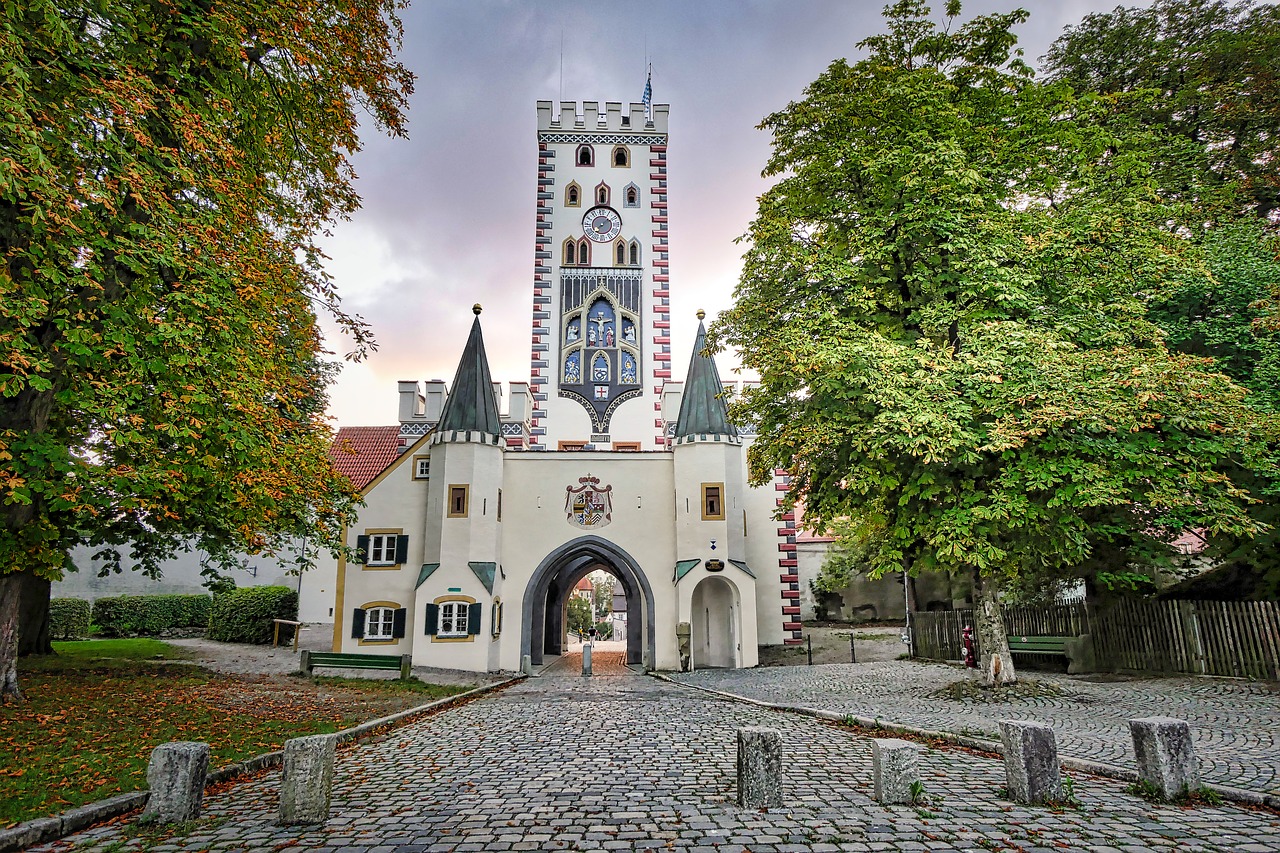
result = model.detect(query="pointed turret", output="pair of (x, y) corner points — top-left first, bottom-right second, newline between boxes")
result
(437, 304), (501, 437)
(674, 311), (737, 440)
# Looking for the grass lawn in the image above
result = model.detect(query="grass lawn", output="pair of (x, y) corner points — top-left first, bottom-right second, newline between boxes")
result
(1, 638), (471, 828)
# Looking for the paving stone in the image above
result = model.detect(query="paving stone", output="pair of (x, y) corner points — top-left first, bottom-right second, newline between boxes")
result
(28, 667), (1280, 852)
(672, 660), (1280, 796)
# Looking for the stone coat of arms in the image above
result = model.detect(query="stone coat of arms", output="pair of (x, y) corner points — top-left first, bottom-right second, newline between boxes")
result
(565, 476), (612, 529)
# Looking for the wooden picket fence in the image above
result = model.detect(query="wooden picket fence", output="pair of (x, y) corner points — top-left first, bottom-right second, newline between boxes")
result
(910, 599), (1280, 680)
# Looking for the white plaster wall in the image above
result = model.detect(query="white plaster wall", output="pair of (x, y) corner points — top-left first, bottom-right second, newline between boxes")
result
(679, 567), (758, 669)
(334, 448), (427, 653)
(498, 452), (679, 670)
(412, 566), (497, 672)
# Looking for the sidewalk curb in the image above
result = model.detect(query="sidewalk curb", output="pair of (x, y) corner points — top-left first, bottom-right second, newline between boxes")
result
(653, 672), (1280, 812)
(0, 675), (523, 853)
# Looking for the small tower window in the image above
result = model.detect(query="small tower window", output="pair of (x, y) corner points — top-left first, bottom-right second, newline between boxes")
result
(576, 144), (594, 166)
(595, 182), (610, 206)
(629, 240), (640, 266)
(702, 483), (725, 521)
(448, 485), (469, 518)
(565, 182), (581, 207)
(624, 185), (639, 207)
(577, 238), (591, 266)
(564, 239), (577, 265)
(612, 146), (630, 167)
(615, 240), (626, 266)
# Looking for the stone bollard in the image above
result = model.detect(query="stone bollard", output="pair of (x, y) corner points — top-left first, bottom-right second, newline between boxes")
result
(278, 734), (337, 825)
(737, 727), (782, 809)
(521, 654), (533, 676)
(582, 643), (593, 677)
(141, 741), (210, 823)
(999, 720), (1062, 805)
(1129, 717), (1200, 800)
(872, 738), (921, 804)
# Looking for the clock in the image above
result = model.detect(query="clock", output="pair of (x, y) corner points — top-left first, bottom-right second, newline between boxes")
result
(582, 206), (622, 242)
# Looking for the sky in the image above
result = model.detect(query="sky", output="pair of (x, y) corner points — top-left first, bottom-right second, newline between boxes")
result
(319, 0), (1153, 427)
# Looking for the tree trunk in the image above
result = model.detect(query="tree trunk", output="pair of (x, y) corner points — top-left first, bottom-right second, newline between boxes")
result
(0, 574), (25, 702)
(972, 567), (1016, 687)
(18, 573), (52, 656)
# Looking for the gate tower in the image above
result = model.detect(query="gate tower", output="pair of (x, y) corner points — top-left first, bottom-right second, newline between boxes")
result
(530, 100), (671, 450)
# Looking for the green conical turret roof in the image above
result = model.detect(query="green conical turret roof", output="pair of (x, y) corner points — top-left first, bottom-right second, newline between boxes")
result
(437, 305), (501, 436)
(674, 313), (736, 439)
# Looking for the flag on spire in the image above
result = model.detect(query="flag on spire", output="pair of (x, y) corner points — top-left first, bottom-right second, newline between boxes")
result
(642, 65), (652, 120)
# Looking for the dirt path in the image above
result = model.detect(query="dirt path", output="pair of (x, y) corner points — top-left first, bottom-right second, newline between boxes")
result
(758, 623), (907, 666)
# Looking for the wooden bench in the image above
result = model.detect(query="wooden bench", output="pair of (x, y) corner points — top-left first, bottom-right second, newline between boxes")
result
(300, 651), (411, 680)
(1006, 635), (1071, 657)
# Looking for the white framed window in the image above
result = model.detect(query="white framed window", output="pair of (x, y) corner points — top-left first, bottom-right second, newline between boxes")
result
(439, 601), (469, 637)
(368, 534), (397, 565)
(366, 606), (396, 640)
(413, 456), (430, 480)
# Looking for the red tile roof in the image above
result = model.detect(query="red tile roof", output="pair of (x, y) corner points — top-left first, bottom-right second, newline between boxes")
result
(575, 577), (593, 591)
(329, 426), (404, 491)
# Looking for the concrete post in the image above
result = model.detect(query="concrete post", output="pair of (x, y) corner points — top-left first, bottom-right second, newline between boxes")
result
(737, 727), (782, 809)
(278, 734), (337, 825)
(872, 738), (920, 804)
(521, 654), (533, 676)
(676, 621), (692, 672)
(582, 643), (592, 677)
(999, 720), (1062, 805)
(1129, 717), (1200, 800)
(141, 742), (210, 823)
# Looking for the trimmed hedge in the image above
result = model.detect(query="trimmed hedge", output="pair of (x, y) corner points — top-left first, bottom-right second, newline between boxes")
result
(207, 586), (298, 645)
(50, 598), (92, 640)
(92, 593), (212, 637)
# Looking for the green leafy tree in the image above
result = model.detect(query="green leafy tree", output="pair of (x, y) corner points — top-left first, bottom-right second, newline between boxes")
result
(566, 596), (595, 636)
(0, 0), (413, 700)
(1047, 3), (1280, 593)
(591, 572), (615, 618)
(1044, 0), (1280, 220)
(715, 0), (1277, 686)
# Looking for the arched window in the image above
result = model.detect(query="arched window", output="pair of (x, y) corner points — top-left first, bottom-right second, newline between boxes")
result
(624, 185), (639, 207)
(595, 182), (610, 206)
(629, 240), (640, 266)
(565, 182), (581, 207)
(563, 239), (576, 265)
(576, 144), (594, 166)
(577, 238), (591, 266)
(612, 146), (630, 167)
(615, 240), (626, 266)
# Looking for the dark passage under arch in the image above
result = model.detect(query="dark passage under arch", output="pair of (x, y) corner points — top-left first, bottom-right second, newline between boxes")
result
(521, 535), (655, 667)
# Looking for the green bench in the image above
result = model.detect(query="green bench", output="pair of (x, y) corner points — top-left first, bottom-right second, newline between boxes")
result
(1006, 635), (1071, 657)
(300, 651), (411, 680)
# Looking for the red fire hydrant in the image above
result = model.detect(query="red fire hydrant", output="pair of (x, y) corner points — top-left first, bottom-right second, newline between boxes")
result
(962, 624), (977, 668)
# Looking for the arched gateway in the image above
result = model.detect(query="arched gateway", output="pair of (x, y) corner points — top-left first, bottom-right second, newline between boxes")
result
(522, 536), (654, 667)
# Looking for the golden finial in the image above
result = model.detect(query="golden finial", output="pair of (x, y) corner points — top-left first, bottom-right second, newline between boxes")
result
(472, 303), (482, 315)
(696, 309), (706, 320)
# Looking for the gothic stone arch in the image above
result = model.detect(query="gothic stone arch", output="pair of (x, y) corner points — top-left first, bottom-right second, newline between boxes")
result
(521, 535), (655, 667)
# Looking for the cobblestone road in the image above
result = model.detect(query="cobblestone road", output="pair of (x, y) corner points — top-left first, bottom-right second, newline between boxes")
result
(37, 668), (1280, 852)
(671, 661), (1280, 796)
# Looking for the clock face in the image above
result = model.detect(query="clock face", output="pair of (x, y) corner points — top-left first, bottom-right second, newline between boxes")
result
(582, 206), (622, 242)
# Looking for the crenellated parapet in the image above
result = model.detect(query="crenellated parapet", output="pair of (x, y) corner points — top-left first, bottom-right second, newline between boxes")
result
(537, 100), (669, 137)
